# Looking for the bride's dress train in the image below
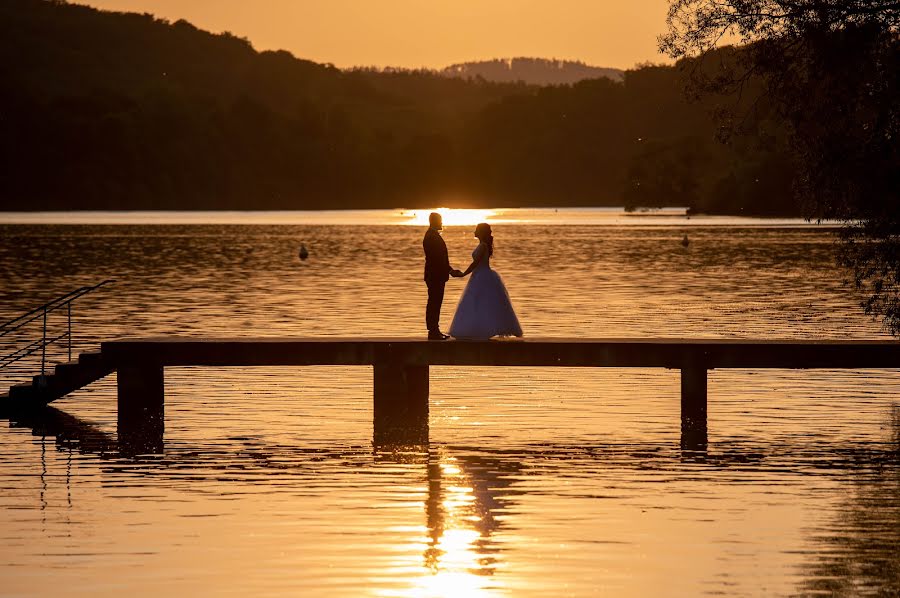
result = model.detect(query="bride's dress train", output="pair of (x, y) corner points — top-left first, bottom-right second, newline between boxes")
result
(449, 242), (522, 339)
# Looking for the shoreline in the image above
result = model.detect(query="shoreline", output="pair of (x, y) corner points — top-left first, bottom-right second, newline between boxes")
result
(0, 208), (835, 228)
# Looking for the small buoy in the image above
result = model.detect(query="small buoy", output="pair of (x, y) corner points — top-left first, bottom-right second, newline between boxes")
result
(299, 244), (309, 260)
(681, 234), (690, 248)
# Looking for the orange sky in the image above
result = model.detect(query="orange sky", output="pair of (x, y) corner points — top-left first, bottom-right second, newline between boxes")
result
(77, 0), (670, 69)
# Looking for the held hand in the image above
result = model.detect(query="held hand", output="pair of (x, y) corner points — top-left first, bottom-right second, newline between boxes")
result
(450, 269), (464, 278)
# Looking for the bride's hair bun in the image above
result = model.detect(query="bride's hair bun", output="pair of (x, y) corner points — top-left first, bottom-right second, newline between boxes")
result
(475, 222), (494, 256)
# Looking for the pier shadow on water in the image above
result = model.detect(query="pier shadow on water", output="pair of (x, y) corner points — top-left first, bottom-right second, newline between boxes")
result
(7, 405), (118, 456)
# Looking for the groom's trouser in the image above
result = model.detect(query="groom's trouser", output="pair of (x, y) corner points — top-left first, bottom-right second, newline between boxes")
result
(425, 279), (446, 333)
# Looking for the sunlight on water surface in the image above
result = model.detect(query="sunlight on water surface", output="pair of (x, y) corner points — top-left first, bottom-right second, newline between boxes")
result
(404, 208), (498, 227)
(0, 216), (897, 597)
(0, 207), (830, 227)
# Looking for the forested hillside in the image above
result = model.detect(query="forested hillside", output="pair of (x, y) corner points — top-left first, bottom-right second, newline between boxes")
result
(442, 58), (624, 85)
(0, 0), (797, 214)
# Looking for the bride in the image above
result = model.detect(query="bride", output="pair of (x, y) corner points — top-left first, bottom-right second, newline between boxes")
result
(449, 223), (523, 339)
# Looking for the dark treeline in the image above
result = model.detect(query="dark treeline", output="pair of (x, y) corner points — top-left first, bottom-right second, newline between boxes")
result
(441, 58), (625, 85)
(0, 0), (796, 214)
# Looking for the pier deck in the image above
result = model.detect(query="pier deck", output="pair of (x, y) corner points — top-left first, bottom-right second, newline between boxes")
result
(6, 337), (899, 453)
(99, 337), (900, 451)
(100, 337), (900, 369)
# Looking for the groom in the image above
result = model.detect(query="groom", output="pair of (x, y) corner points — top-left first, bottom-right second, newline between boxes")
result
(423, 212), (463, 340)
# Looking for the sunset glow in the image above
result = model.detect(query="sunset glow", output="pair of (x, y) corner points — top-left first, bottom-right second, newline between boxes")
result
(406, 208), (496, 227)
(76, 0), (669, 69)
(4, 0), (896, 595)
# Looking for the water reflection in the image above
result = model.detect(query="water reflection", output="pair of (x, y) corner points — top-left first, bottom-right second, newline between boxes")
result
(411, 450), (520, 597)
(6, 401), (900, 596)
(8, 405), (517, 596)
(10, 406), (523, 597)
(7, 406), (112, 522)
(4, 221), (900, 596)
(798, 406), (900, 596)
(9, 405), (117, 456)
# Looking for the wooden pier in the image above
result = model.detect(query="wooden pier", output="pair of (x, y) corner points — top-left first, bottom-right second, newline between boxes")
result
(4, 338), (900, 453)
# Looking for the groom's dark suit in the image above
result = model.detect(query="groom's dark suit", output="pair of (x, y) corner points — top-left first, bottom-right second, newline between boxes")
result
(423, 227), (452, 334)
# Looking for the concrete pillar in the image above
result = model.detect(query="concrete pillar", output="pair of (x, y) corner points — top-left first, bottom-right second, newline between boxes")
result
(373, 363), (429, 446)
(117, 365), (164, 455)
(680, 366), (708, 451)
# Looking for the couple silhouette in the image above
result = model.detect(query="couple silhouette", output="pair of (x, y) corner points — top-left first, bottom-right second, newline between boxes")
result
(422, 212), (523, 340)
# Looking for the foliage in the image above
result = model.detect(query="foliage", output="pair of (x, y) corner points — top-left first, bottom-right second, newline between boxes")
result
(2, 0), (797, 216)
(661, 0), (900, 333)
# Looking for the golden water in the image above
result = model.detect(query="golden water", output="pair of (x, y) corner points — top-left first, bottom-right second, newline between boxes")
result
(0, 214), (897, 597)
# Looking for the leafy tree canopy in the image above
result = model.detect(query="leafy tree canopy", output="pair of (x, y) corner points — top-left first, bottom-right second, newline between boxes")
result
(661, 0), (900, 333)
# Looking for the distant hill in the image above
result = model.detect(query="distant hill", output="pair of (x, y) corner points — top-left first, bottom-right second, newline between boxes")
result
(442, 58), (624, 85)
(0, 0), (799, 216)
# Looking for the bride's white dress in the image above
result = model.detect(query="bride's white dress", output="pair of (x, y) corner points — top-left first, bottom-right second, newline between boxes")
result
(449, 242), (523, 339)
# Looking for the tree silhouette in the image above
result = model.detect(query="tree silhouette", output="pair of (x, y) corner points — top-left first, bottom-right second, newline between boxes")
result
(2, 0), (802, 218)
(660, 0), (900, 332)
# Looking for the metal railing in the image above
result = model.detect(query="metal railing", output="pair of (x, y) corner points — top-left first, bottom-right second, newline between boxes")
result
(0, 280), (115, 376)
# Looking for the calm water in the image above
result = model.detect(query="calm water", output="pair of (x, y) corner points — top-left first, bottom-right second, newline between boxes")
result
(0, 212), (897, 597)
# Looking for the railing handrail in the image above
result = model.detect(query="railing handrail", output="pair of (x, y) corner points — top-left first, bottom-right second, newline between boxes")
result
(0, 280), (115, 337)
(0, 280), (116, 375)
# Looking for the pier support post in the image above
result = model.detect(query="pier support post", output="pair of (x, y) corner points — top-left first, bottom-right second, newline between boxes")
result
(117, 365), (164, 455)
(373, 363), (429, 446)
(680, 366), (708, 451)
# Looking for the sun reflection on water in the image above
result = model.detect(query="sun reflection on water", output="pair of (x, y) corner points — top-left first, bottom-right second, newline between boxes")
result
(398, 453), (504, 598)
(404, 208), (496, 227)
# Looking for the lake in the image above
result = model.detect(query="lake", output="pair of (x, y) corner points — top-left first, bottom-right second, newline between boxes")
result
(0, 210), (897, 597)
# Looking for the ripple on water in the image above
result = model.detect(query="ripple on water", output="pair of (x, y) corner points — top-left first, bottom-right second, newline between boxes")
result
(0, 224), (898, 597)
